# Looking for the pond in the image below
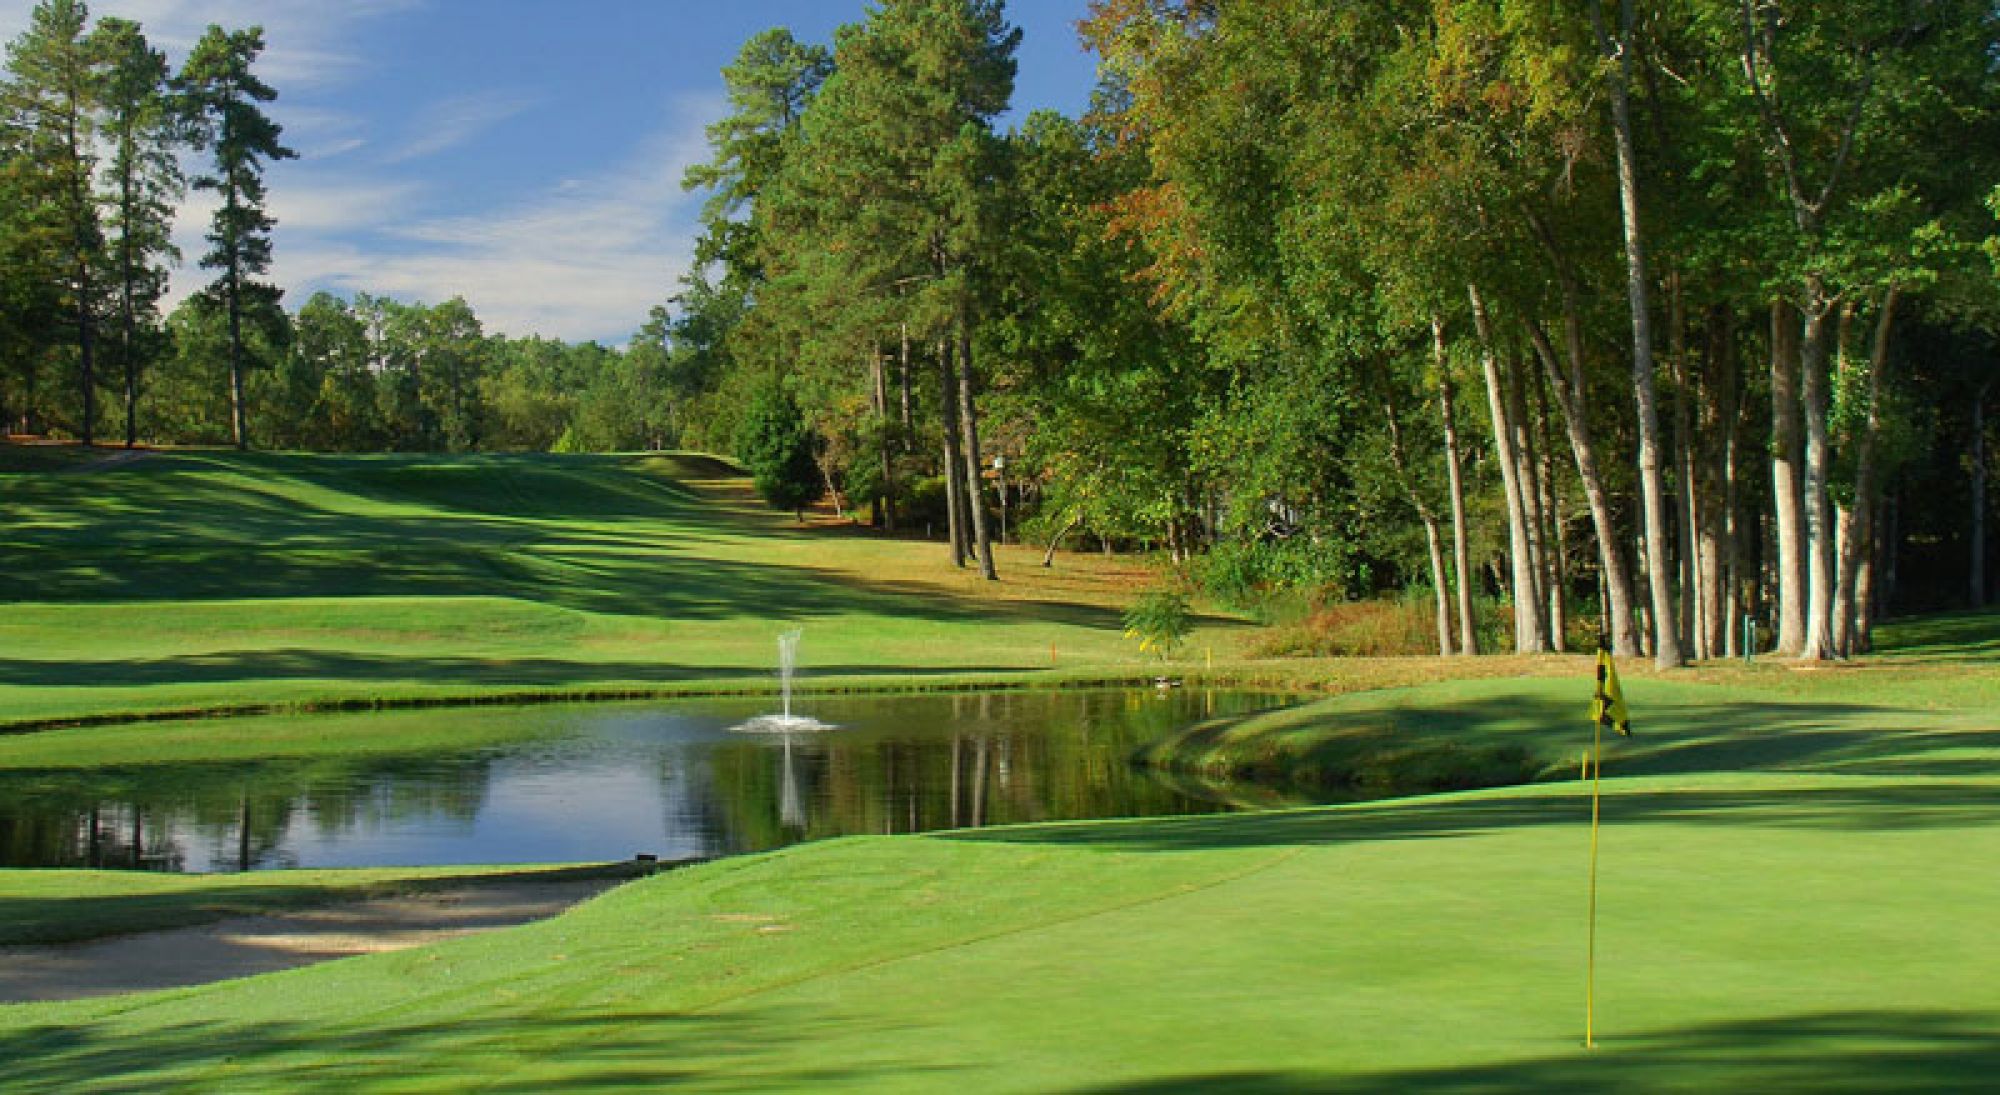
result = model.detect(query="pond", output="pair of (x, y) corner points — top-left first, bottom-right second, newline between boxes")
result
(0, 689), (1296, 873)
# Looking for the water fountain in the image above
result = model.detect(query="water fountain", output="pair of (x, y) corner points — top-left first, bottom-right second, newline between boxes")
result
(732, 628), (833, 733)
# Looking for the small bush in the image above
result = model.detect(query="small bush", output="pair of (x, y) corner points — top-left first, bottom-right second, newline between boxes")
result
(1124, 590), (1192, 662)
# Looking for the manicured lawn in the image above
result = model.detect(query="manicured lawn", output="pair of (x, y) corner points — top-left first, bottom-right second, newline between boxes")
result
(2, 623), (1993, 1089)
(0, 449), (1232, 727)
(5, 447), (1995, 1090)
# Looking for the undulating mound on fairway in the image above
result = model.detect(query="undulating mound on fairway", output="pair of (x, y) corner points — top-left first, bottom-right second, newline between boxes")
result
(3, 635), (1995, 1090)
(0, 449), (1221, 727)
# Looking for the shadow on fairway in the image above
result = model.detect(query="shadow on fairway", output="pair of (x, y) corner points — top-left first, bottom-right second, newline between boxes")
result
(942, 781), (2000, 853)
(1153, 684), (2000, 787)
(1872, 607), (2000, 663)
(0, 652), (1018, 690)
(1077, 1010), (2000, 1093)
(0, 450), (1129, 631)
(0, 1005), (953, 1091)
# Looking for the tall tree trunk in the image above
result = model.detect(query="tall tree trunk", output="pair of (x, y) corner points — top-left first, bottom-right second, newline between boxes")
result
(1672, 275), (1701, 656)
(1834, 287), (1895, 654)
(1593, 0), (1683, 668)
(1722, 364), (1745, 660)
(1769, 300), (1807, 653)
(227, 272), (247, 450)
(1972, 385), (1988, 607)
(1699, 306), (1733, 658)
(1799, 281), (1838, 659)
(1535, 370), (1567, 651)
(1384, 388), (1453, 656)
(956, 322), (997, 580)
(1468, 284), (1548, 653)
(65, 98), (98, 448)
(1505, 349), (1550, 634)
(898, 323), (914, 441)
(872, 348), (895, 530)
(1519, 212), (1643, 656)
(1433, 315), (1478, 655)
(938, 339), (967, 567)
(1042, 513), (1081, 567)
(1853, 492), (1884, 650)
(121, 281), (138, 449)
(120, 159), (140, 450)
(76, 265), (96, 447)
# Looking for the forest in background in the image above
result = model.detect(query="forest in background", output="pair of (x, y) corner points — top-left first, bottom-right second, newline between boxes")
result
(5, 0), (1999, 662)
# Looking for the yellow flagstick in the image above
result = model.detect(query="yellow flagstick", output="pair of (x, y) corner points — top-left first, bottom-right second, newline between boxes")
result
(1583, 642), (1629, 1050)
(1586, 708), (1603, 1050)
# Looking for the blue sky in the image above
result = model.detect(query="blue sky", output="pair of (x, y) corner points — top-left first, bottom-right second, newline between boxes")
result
(0, 1), (1101, 343)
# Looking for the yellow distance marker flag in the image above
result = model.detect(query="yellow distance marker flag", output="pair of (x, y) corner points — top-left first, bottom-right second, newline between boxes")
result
(1582, 646), (1630, 1049)
(1589, 649), (1632, 737)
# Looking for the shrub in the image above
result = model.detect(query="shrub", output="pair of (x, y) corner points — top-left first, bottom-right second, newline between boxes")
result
(1124, 590), (1192, 662)
(737, 383), (823, 517)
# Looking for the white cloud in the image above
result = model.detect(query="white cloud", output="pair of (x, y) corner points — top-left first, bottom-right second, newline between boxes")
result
(0, 1), (422, 90)
(277, 105), (369, 161)
(383, 92), (535, 164)
(274, 94), (725, 343)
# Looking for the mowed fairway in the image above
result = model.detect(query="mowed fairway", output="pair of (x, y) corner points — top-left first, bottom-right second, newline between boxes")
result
(0, 450), (1202, 727)
(3, 627), (1996, 1090)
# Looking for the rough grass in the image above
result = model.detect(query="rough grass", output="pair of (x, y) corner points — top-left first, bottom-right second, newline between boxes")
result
(0, 448), (1234, 728)
(0, 619), (1993, 1090)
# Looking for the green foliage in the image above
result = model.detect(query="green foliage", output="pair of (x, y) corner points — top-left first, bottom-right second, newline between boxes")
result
(177, 21), (295, 448)
(1122, 589), (1191, 661)
(737, 380), (823, 515)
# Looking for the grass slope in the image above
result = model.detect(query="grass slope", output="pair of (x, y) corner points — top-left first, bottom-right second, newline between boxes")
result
(1, 449), (1225, 727)
(2, 621), (1994, 1091)
(0, 863), (636, 947)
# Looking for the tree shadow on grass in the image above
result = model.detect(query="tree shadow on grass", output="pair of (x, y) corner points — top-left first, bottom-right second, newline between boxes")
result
(1870, 608), (2000, 663)
(1178, 686), (2000, 784)
(1077, 1010), (2000, 1093)
(0, 1005), (951, 1093)
(940, 781), (2000, 854)
(0, 652), (1033, 691)
(3, 449), (1140, 634)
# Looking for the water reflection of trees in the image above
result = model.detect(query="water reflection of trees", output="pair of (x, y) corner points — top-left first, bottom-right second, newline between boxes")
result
(0, 753), (497, 871)
(695, 690), (1275, 855)
(0, 690), (1289, 871)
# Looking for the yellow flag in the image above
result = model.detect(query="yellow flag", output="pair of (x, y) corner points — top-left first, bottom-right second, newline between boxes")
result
(1590, 650), (1632, 736)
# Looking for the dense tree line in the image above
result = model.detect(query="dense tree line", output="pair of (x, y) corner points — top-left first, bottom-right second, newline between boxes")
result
(670, 0), (2000, 658)
(1, 0), (289, 450)
(141, 290), (714, 454)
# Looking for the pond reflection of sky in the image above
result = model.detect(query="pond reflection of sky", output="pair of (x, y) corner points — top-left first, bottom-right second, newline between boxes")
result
(0, 690), (1295, 873)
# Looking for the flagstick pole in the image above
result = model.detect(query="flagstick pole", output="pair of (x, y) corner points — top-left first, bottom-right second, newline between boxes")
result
(1586, 711), (1602, 1049)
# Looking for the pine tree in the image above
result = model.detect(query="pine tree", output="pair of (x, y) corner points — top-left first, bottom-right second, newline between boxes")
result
(94, 16), (180, 449)
(178, 24), (293, 451)
(3, 0), (106, 443)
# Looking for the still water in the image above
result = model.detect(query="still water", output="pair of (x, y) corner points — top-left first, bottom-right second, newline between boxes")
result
(0, 689), (1293, 872)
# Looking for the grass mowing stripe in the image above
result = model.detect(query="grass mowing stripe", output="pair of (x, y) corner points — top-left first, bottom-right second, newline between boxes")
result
(681, 844), (1308, 1019)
